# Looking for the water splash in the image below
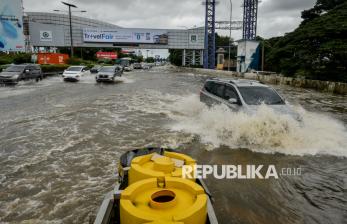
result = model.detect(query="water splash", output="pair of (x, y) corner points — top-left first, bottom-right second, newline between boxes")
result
(167, 94), (347, 156)
(129, 91), (347, 156)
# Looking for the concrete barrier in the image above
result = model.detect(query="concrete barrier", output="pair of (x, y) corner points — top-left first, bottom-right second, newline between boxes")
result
(178, 67), (347, 95)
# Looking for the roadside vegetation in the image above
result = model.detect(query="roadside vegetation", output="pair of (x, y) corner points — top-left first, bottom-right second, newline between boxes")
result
(262, 0), (347, 82)
(0, 52), (32, 65)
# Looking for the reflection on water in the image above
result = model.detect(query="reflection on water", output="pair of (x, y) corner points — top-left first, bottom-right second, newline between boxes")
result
(0, 68), (346, 223)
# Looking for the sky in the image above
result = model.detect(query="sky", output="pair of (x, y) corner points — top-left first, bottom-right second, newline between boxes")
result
(23, 0), (317, 39)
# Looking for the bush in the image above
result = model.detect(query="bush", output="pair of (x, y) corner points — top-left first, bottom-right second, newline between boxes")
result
(13, 54), (31, 64)
(0, 53), (32, 65)
(67, 57), (84, 65)
(41, 64), (70, 73)
(67, 57), (96, 66)
(0, 57), (12, 65)
(97, 59), (114, 65)
(145, 57), (155, 63)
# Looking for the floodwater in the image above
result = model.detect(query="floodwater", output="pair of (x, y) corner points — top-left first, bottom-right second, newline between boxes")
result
(0, 67), (346, 224)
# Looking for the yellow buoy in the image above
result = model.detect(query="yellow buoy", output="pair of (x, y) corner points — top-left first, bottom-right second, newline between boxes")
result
(128, 152), (196, 185)
(120, 177), (207, 224)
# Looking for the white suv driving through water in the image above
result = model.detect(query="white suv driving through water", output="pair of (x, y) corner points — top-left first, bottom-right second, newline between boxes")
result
(200, 78), (302, 121)
(62, 66), (88, 82)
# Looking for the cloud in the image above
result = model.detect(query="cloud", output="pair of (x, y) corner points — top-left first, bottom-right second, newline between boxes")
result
(23, 0), (317, 38)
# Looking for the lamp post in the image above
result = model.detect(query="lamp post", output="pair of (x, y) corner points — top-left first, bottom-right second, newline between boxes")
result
(54, 2), (86, 57)
(228, 0), (232, 71)
(53, 8), (86, 56)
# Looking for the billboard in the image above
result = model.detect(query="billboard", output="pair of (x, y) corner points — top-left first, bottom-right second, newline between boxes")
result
(40, 31), (53, 42)
(0, 0), (25, 52)
(37, 53), (69, 65)
(83, 28), (168, 45)
(96, 52), (118, 59)
(236, 40), (260, 72)
(29, 22), (65, 47)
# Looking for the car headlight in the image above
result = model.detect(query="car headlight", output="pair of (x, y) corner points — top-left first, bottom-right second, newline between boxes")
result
(12, 74), (19, 79)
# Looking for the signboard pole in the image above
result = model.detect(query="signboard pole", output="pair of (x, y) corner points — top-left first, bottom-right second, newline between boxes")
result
(68, 6), (74, 57)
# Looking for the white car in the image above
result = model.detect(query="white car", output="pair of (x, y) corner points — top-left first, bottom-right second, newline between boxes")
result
(124, 66), (133, 72)
(142, 64), (150, 70)
(62, 66), (88, 82)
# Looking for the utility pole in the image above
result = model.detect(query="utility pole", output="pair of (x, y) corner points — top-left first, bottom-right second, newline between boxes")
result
(228, 0), (232, 71)
(203, 0), (216, 69)
(62, 1), (77, 57)
(242, 0), (259, 40)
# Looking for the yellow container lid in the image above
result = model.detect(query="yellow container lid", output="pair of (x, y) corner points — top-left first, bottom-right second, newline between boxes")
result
(128, 152), (196, 185)
(120, 177), (207, 224)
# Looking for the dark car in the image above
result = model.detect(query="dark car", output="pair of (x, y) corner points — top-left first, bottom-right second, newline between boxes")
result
(0, 64), (42, 84)
(96, 66), (123, 82)
(90, 65), (102, 74)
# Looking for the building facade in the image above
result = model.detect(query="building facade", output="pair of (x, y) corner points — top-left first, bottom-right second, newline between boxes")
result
(24, 12), (204, 65)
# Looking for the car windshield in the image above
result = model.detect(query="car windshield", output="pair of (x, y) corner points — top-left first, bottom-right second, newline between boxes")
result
(238, 86), (285, 105)
(99, 67), (114, 72)
(4, 66), (25, 72)
(66, 67), (83, 72)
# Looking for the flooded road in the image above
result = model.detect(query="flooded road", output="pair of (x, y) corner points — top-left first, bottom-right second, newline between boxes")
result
(0, 67), (346, 224)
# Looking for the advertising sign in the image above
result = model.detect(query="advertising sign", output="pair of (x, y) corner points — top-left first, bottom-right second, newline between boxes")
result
(37, 53), (69, 65)
(0, 0), (25, 52)
(237, 40), (260, 72)
(83, 28), (168, 45)
(40, 31), (53, 42)
(96, 52), (118, 59)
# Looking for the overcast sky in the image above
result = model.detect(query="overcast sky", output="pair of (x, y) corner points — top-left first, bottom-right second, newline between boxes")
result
(23, 0), (317, 39)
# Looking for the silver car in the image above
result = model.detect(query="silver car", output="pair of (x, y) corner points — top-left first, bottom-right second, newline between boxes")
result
(0, 64), (42, 84)
(200, 78), (302, 121)
(96, 66), (122, 82)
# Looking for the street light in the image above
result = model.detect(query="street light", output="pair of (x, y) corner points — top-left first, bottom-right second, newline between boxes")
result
(54, 1), (85, 58)
(54, 10), (87, 13)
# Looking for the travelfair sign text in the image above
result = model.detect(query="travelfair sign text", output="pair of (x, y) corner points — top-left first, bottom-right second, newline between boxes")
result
(83, 28), (168, 44)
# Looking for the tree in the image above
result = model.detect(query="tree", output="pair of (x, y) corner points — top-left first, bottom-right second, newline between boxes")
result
(264, 0), (347, 82)
(145, 57), (155, 63)
(168, 49), (182, 66)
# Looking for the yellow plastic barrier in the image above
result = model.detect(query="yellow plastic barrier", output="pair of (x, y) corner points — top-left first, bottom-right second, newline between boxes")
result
(128, 152), (196, 185)
(144, 221), (183, 224)
(120, 177), (207, 224)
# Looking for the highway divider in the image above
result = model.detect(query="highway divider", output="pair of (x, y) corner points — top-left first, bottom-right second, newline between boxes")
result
(179, 67), (347, 95)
